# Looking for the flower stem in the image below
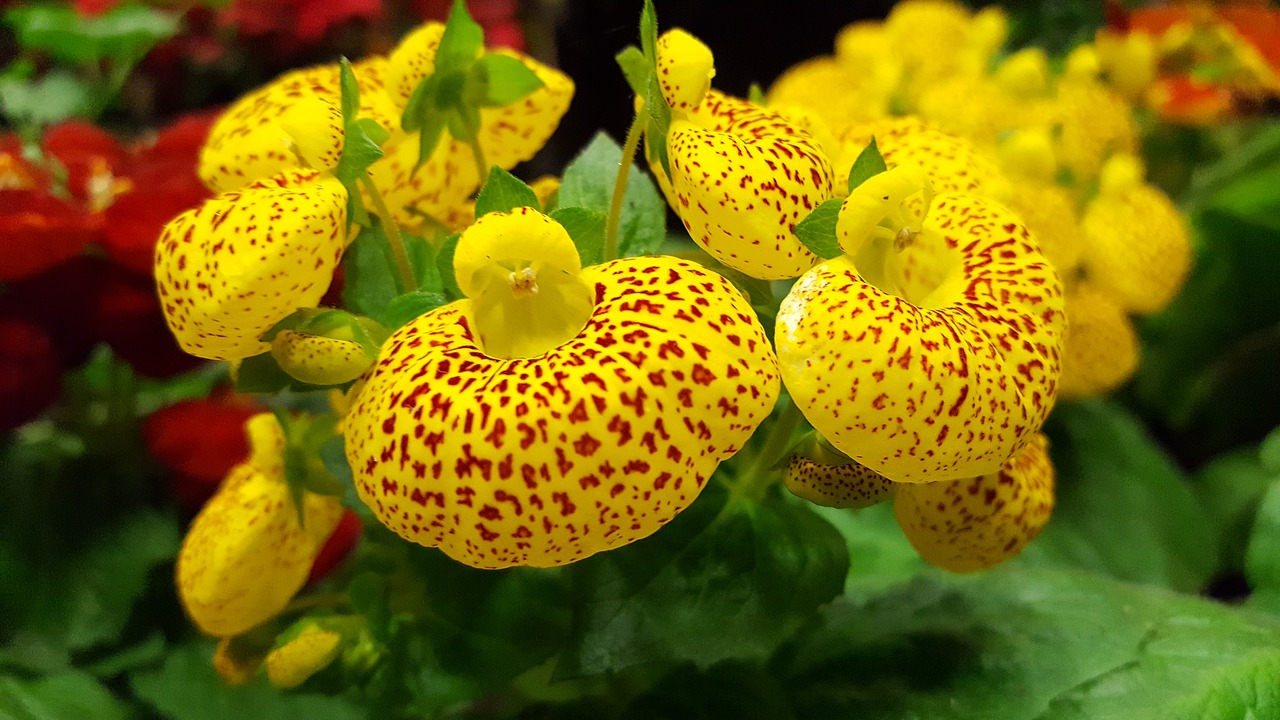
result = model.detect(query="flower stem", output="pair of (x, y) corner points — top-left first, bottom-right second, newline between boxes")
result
(358, 174), (418, 293)
(733, 396), (805, 501)
(605, 107), (647, 262)
(467, 137), (489, 184)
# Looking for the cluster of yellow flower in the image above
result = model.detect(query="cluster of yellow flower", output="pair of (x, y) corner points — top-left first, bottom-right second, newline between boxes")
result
(770, 0), (1192, 400)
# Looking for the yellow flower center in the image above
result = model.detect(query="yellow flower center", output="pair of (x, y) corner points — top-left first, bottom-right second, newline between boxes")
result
(837, 163), (937, 298)
(453, 207), (594, 359)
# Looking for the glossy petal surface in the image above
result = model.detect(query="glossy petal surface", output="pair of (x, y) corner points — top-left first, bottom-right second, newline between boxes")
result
(834, 117), (1011, 202)
(344, 257), (779, 568)
(895, 433), (1054, 572)
(776, 193), (1065, 483)
(784, 456), (895, 509)
(663, 91), (833, 280)
(155, 170), (348, 361)
(176, 414), (344, 637)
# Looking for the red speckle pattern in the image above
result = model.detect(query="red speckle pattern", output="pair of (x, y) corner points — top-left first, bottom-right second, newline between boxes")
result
(784, 456), (895, 509)
(344, 257), (779, 568)
(658, 90), (833, 281)
(776, 193), (1065, 484)
(895, 433), (1054, 573)
(154, 169), (348, 360)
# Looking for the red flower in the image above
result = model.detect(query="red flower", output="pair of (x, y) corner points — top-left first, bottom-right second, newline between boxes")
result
(2, 256), (107, 368)
(142, 396), (260, 510)
(74, 0), (118, 17)
(92, 267), (205, 379)
(0, 316), (62, 432)
(307, 510), (362, 584)
(42, 121), (127, 207)
(0, 190), (101, 283)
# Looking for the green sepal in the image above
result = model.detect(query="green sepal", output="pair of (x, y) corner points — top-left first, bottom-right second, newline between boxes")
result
(273, 410), (346, 526)
(793, 198), (844, 259)
(435, 0), (484, 74)
(847, 137), (888, 192)
(333, 57), (386, 188)
(550, 206), (607, 267)
(615, 45), (647, 97)
(468, 53), (544, 107)
(474, 166), (540, 217)
(637, 0), (672, 177)
(234, 352), (293, 395)
(748, 82), (766, 104)
(382, 290), (449, 330)
(436, 232), (464, 301)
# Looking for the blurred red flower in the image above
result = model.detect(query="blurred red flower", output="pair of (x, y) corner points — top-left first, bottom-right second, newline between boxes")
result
(142, 394), (260, 510)
(0, 316), (62, 432)
(308, 509), (363, 584)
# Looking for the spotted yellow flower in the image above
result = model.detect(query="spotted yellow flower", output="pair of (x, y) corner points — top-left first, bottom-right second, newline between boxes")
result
(656, 29), (715, 111)
(659, 90), (835, 280)
(776, 165), (1065, 484)
(176, 414), (344, 637)
(343, 208), (779, 569)
(1081, 154), (1191, 315)
(154, 169), (348, 361)
(1054, 66), (1137, 182)
(784, 455), (895, 510)
(1058, 281), (1141, 400)
(768, 56), (892, 130)
(895, 433), (1054, 572)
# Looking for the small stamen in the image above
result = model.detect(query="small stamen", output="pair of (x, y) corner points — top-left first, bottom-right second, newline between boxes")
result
(508, 267), (539, 297)
(894, 226), (918, 252)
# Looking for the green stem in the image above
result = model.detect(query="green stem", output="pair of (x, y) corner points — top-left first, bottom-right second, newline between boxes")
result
(733, 397), (805, 501)
(358, 174), (418, 293)
(284, 593), (352, 615)
(605, 107), (647, 262)
(466, 136), (489, 185)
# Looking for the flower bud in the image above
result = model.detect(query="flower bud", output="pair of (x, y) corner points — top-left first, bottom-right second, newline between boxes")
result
(656, 29), (715, 111)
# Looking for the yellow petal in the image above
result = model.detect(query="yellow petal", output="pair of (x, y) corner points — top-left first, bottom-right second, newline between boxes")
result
(1058, 281), (1141, 400)
(154, 170), (348, 361)
(476, 51), (576, 173)
(385, 22), (449, 110)
(265, 626), (343, 689)
(272, 331), (373, 386)
(176, 414), (344, 637)
(656, 29), (715, 112)
(776, 193), (1065, 484)
(343, 257), (779, 569)
(894, 433), (1055, 572)
(834, 117), (1011, 203)
(1006, 182), (1083, 275)
(279, 96), (344, 173)
(784, 456), (894, 509)
(884, 0), (977, 98)
(768, 57), (891, 131)
(1055, 79), (1136, 182)
(200, 58), (396, 193)
(662, 91), (834, 280)
(1081, 180), (1191, 315)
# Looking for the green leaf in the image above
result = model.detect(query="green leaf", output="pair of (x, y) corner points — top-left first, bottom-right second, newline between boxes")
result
(435, 232), (463, 300)
(1193, 441), (1280, 573)
(638, 0), (658, 62)
(635, 0), (672, 176)
(549, 207), (607, 267)
(4, 4), (178, 64)
(382, 290), (449, 330)
(333, 59), (385, 187)
(847, 137), (888, 192)
(234, 352), (292, 394)
(0, 671), (131, 720)
(7, 510), (179, 652)
(342, 220), (405, 317)
(1023, 400), (1218, 591)
(559, 132), (666, 258)
(474, 166), (541, 217)
(615, 45), (648, 97)
(779, 566), (1280, 720)
(469, 53), (544, 107)
(0, 72), (89, 127)
(1245, 479), (1280, 610)
(435, 0), (484, 73)
(793, 199), (844, 260)
(131, 642), (366, 720)
(556, 487), (848, 678)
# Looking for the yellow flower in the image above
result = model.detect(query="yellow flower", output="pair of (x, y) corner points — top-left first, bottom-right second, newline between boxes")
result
(176, 414), (344, 637)
(1058, 281), (1140, 400)
(885, 0), (1003, 101)
(1006, 182), (1083, 275)
(656, 29), (715, 111)
(1081, 154), (1191, 315)
(660, 90), (835, 280)
(155, 169), (348, 361)
(1055, 74), (1137, 182)
(833, 117), (1011, 203)
(343, 208), (779, 569)
(200, 58), (396, 193)
(776, 166), (1065, 484)
(784, 455), (894, 510)
(768, 56), (892, 130)
(265, 625), (344, 689)
(895, 433), (1055, 572)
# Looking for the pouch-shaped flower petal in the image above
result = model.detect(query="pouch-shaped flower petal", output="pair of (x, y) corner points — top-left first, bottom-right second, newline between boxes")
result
(663, 91), (835, 280)
(1058, 281), (1140, 400)
(656, 29), (715, 111)
(155, 169), (348, 361)
(200, 58), (396, 193)
(785, 456), (895, 509)
(1081, 157), (1190, 315)
(776, 192), (1065, 484)
(894, 433), (1054, 572)
(344, 209), (779, 569)
(176, 414), (344, 637)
